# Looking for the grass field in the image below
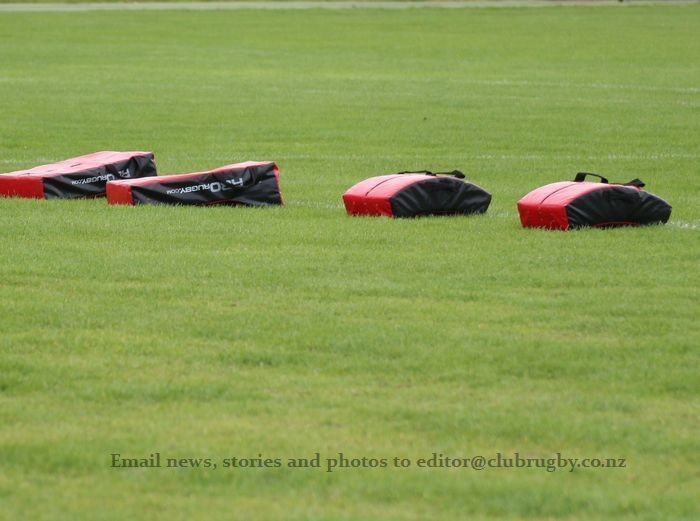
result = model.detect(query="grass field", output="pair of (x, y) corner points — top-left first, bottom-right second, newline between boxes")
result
(1, 3), (699, 520)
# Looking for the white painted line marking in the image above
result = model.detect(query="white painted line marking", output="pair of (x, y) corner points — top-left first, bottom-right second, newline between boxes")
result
(1, 1), (698, 13)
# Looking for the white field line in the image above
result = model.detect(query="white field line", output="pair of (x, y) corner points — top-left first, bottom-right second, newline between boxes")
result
(461, 153), (700, 161)
(668, 220), (700, 230)
(460, 79), (700, 95)
(1, 1), (699, 13)
(338, 77), (698, 95)
(280, 203), (700, 230)
(212, 152), (700, 162)
(0, 157), (61, 165)
(494, 95), (699, 108)
(298, 82), (700, 98)
(286, 199), (345, 209)
(2, 77), (697, 97)
(2, 152), (698, 167)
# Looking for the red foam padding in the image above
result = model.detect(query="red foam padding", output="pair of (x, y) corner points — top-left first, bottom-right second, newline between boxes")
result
(0, 175), (44, 199)
(3, 151), (150, 178)
(105, 181), (134, 205)
(342, 174), (433, 217)
(517, 181), (611, 230)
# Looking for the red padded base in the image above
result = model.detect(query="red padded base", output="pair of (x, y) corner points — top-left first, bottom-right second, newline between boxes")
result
(517, 181), (604, 230)
(342, 174), (431, 217)
(0, 175), (44, 199)
(105, 181), (134, 205)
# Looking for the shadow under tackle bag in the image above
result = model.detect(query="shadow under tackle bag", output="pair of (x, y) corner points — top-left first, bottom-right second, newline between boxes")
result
(342, 170), (492, 217)
(517, 172), (672, 230)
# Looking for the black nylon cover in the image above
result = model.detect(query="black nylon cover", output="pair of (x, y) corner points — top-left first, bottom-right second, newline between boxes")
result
(390, 177), (491, 217)
(43, 153), (157, 199)
(129, 163), (282, 206)
(43, 154), (156, 199)
(566, 186), (672, 228)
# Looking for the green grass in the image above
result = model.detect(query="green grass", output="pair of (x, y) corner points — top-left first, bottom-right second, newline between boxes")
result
(1, 5), (699, 520)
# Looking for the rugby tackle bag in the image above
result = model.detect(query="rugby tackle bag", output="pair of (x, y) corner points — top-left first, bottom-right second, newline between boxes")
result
(342, 170), (491, 217)
(106, 161), (282, 207)
(0, 151), (157, 199)
(517, 172), (672, 230)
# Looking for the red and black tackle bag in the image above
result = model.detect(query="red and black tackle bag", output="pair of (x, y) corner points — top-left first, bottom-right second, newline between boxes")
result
(517, 172), (672, 230)
(0, 151), (157, 199)
(343, 170), (491, 218)
(106, 161), (282, 207)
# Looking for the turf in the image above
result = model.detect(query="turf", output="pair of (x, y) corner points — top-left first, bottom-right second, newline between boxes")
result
(1, 4), (699, 520)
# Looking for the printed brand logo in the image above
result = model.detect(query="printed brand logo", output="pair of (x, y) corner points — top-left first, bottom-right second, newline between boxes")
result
(118, 168), (132, 178)
(71, 174), (115, 185)
(165, 178), (245, 195)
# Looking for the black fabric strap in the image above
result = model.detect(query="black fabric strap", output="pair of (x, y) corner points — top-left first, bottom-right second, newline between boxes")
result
(574, 172), (645, 188)
(396, 170), (465, 179)
(623, 178), (646, 188)
(575, 172), (609, 184)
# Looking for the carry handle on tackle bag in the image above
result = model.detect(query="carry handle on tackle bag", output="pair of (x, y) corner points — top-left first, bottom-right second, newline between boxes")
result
(396, 170), (466, 179)
(574, 172), (646, 188)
